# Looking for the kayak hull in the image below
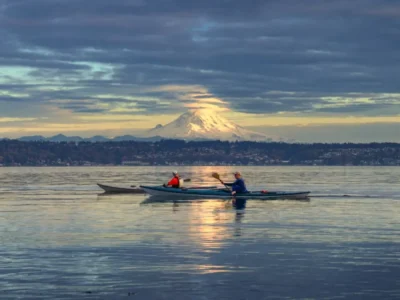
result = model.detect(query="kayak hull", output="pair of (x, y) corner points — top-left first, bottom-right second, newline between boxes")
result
(97, 183), (145, 194)
(140, 185), (310, 200)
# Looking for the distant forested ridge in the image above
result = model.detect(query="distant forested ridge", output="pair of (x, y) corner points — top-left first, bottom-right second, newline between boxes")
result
(0, 140), (399, 166)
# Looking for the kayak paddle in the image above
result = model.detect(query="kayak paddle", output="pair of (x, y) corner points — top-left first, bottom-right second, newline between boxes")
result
(212, 172), (223, 183)
(212, 172), (231, 190)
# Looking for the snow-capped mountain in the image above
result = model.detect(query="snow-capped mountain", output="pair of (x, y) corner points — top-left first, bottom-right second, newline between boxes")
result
(144, 109), (274, 141)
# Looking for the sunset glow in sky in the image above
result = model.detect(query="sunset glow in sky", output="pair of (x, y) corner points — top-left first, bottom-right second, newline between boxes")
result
(1, 0), (399, 142)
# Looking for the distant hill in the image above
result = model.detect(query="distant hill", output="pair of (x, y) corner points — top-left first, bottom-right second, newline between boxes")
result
(87, 135), (110, 142)
(48, 134), (84, 142)
(18, 135), (46, 141)
(111, 135), (164, 142)
(14, 134), (165, 143)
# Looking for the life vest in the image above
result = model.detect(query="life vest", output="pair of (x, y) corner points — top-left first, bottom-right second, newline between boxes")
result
(168, 177), (180, 188)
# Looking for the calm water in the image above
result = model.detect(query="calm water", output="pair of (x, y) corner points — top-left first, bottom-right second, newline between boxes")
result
(0, 166), (399, 300)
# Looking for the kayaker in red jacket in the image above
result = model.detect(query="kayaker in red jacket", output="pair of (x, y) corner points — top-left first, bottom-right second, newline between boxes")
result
(165, 171), (180, 188)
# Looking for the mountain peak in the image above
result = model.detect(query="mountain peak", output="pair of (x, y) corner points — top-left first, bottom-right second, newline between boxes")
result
(145, 109), (274, 141)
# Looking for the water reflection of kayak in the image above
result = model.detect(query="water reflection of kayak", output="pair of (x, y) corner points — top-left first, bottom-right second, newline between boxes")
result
(140, 185), (310, 200)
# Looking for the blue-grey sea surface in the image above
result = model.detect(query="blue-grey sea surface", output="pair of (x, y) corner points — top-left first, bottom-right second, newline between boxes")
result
(0, 166), (399, 299)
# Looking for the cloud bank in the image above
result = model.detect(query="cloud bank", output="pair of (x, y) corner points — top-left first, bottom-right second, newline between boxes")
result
(0, 0), (400, 140)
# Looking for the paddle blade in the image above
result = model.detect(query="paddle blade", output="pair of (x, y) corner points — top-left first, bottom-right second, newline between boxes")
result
(183, 178), (191, 182)
(212, 172), (221, 180)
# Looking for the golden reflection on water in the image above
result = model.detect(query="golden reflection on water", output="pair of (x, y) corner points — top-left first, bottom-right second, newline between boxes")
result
(194, 264), (252, 274)
(182, 165), (237, 185)
(186, 200), (234, 250)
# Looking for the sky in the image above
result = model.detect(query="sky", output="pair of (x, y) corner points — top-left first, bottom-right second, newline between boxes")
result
(0, 0), (399, 142)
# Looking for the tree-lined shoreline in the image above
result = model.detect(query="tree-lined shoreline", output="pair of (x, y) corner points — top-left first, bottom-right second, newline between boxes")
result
(0, 140), (399, 167)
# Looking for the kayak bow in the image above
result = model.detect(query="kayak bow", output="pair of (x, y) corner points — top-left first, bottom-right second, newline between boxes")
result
(97, 183), (145, 194)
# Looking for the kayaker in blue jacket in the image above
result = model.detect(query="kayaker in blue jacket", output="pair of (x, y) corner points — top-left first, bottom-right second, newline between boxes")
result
(223, 171), (248, 195)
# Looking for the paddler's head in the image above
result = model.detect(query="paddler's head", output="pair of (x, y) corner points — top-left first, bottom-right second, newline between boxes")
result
(234, 171), (241, 179)
(172, 170), (179, 177)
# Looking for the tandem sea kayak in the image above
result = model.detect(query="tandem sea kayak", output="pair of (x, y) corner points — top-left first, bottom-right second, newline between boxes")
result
(140, 185), (310, 200)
